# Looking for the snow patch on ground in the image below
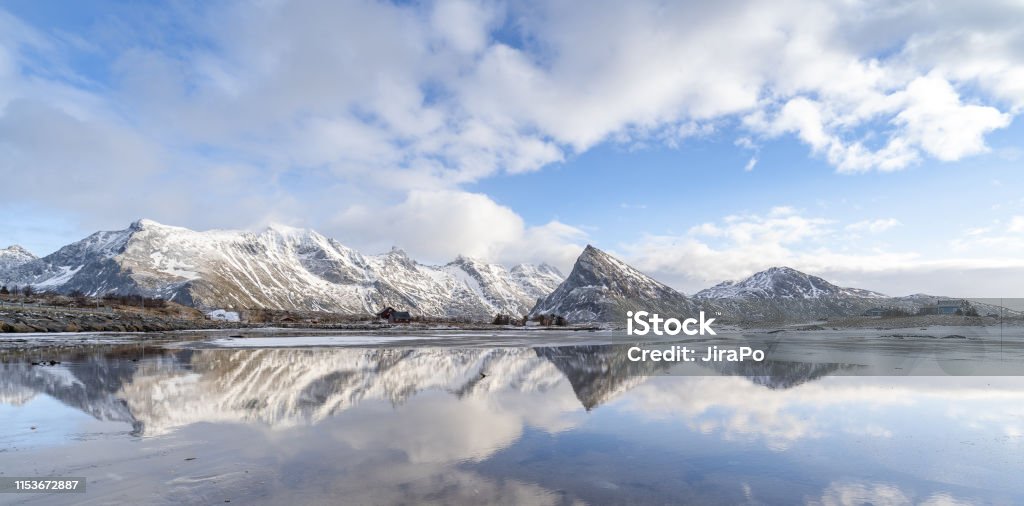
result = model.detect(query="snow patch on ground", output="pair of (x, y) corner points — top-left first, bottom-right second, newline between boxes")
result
(206, 310), (240, 322)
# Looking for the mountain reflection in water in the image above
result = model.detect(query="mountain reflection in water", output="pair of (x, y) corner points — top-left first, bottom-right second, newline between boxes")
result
(1, 343), (1022, 505)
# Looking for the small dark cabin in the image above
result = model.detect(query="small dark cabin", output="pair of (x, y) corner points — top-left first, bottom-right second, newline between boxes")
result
(389, 311), (412, 323)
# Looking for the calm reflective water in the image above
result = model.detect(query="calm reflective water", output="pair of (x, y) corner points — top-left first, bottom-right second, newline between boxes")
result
(1, 341), (1022, 505)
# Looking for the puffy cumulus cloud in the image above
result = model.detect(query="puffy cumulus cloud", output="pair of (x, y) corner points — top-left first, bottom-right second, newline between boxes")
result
(746, 74), (1010, 172)
(7, 0), (1024, 179)
(475, 0), (1021, 171)
(894, 75), (1011, 161)
(2, 0), (1024, 260)
(330, 189), (586, 268)
(623, 207), (1024, 296)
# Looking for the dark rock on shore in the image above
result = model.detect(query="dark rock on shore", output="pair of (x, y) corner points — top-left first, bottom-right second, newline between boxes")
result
(0, 307), (230, 334)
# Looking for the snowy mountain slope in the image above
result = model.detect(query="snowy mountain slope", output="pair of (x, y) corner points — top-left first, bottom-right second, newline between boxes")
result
(529, 245), (714, 323)
(695, 267), (888, 300)
(0, 245), (37, 276)
(0, 219), (563, 319)
(442, 256), (564, 318)
(509, 263), (564, 296)
(695, 266), (890, 322)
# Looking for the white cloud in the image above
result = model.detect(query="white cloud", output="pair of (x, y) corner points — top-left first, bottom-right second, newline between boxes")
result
(330, 189), (586, 269)
(430, 0), (500, 54)
(743, 156), (757, 171)
(949, 217), (1024, 265)
(625, 208), (1024, 296)
(688, 206), (832, 246)
(746, 73), (1011, 173)
(1009, 216), (1024, 233)
(2, 0), (1024, 264)
(846, 218), (902, 233)
(894, 74), (1011, 161)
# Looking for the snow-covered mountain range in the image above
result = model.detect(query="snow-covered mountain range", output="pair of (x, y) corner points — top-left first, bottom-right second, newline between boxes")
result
(0, 219), (563, 320)
(3, 221), (1003, 324)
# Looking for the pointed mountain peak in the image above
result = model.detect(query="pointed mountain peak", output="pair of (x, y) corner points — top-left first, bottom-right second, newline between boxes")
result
(451, 254), (480, 265)
(447, 255), (489, 273)
(130, 218), (153, 230)
(380, 247), (418, 268)
(129, 218), (187, 233)
(265, 222), (312, 236)
(574, 245), (613, 268)
(531, 245), (701, 323)
(569, 245), (649, 282)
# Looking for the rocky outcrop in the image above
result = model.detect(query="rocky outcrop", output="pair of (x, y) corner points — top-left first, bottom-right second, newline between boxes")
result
(0, 307), (225, 333)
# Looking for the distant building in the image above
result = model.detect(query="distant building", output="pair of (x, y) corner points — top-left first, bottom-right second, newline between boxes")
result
(376, 306), (412, 323)
(389, 311), (412, 324)
(863, 307), (884, 317)
(936, 299), (963, 315)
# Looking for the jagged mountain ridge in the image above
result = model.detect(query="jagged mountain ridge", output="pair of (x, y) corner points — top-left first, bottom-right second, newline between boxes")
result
(0, 219), (563, 319)
(529, 245), (715, 323)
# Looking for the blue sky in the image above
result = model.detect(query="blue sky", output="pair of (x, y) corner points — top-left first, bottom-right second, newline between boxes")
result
(2, 0), (1024, 295)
